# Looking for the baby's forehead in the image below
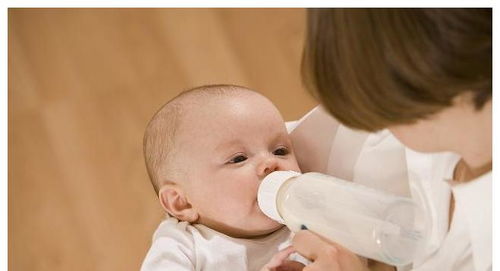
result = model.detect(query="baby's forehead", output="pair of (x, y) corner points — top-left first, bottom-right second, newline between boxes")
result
(180, 103), (284, 142)
(171, 88), (284, 140)
(176, 99), (244, 137)
(186, 93), (280, 124)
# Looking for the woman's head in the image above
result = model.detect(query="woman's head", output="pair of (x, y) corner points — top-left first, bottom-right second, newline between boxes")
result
(302, 8), (491, 132)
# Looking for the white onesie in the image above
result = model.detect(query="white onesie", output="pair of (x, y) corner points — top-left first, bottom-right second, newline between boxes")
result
(141, 216), (293, 271)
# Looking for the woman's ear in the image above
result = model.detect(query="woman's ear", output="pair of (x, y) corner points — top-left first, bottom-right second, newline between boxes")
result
(158, 184), (199, 223)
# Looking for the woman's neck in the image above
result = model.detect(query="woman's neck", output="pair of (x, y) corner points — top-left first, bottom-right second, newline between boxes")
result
(451, 99), (491, 179)
(453, 159), (491, 183)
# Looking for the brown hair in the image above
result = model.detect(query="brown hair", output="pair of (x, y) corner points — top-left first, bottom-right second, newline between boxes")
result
(302, 8), (491, 131)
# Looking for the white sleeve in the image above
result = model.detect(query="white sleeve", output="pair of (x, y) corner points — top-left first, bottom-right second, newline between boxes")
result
(288, 106), (341, 173)
(289, 105), (410, 197)
(141, 221), (196, 271)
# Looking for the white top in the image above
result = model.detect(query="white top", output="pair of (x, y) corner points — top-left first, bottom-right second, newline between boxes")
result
(289, 105), (492, 271)
(406, 150), (492, 271)
(140, 216), (293, 271)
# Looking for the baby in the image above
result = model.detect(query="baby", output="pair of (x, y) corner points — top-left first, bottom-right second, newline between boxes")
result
(140, 84), (303, 271)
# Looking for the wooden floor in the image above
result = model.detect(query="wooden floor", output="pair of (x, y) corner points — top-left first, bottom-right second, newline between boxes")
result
(8, 8), (316, 271)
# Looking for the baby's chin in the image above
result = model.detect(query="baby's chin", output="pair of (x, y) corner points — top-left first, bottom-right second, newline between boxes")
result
(201, 214), (284, 239)
(227, 214), (284, 239)
(250, 205), (285, 234)
(237, 223), (285, 239)
(248, 214), (285, 236)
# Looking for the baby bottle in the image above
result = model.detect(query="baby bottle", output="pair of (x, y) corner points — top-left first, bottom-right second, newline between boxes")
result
(257, 171), (428, 266)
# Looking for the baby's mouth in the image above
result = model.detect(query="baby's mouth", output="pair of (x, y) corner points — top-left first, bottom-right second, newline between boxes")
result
(254, 199), (263, 212)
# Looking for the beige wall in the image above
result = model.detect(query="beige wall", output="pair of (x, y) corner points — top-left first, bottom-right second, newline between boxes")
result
(9, 8), (316, 271)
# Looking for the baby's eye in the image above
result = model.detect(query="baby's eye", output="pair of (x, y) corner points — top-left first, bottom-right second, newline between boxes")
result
(229, 155), (248, 164)
(273, 147), (289, 156)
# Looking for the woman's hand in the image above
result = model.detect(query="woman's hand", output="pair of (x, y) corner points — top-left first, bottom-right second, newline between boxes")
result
(261, 246), (306, 271)
(292, 230), (370, 271)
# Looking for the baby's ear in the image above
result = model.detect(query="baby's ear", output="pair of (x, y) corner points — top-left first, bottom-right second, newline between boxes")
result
(158, 183), (199, 223)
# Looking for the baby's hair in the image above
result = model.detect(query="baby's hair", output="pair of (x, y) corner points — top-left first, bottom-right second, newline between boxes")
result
(143, 84), (258, 195)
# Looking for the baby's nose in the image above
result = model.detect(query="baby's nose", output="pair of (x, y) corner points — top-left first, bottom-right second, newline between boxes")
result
(258, 157), (279, 177)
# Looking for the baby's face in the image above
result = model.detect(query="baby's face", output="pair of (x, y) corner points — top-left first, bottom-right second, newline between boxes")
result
(175, 94), (300, 238)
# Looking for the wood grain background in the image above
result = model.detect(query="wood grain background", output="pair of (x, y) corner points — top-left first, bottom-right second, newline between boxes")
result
(8, 8), (316, 271)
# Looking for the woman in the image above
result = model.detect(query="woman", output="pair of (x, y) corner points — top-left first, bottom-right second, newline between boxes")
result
(292, 8), (491, 271)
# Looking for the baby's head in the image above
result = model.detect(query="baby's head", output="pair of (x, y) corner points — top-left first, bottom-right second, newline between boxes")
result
(143, 85), (301, 238)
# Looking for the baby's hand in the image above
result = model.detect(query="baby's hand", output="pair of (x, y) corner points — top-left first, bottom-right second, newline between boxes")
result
(260, 246), (306, 271)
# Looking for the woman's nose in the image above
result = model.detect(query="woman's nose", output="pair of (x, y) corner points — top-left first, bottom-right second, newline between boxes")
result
(257, 156), (280, 177)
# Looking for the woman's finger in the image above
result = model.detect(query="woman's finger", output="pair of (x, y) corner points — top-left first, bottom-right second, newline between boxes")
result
(276, 260), (306, 271)
(293, 230), (369, 271)
(303, 258), (341, 271)
(263, 246), (297, 270)
(292, 230), (338, 261)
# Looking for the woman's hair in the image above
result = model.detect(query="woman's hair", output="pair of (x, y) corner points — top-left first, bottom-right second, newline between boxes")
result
(302, 8), (491, 131)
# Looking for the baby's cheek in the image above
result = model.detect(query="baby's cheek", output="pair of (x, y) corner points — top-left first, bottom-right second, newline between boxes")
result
(226, 192), (253, 212)
(284, 156), (300, 170)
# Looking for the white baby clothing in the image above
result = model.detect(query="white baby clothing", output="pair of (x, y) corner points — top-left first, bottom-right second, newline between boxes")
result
(141, 216), (293, 271)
